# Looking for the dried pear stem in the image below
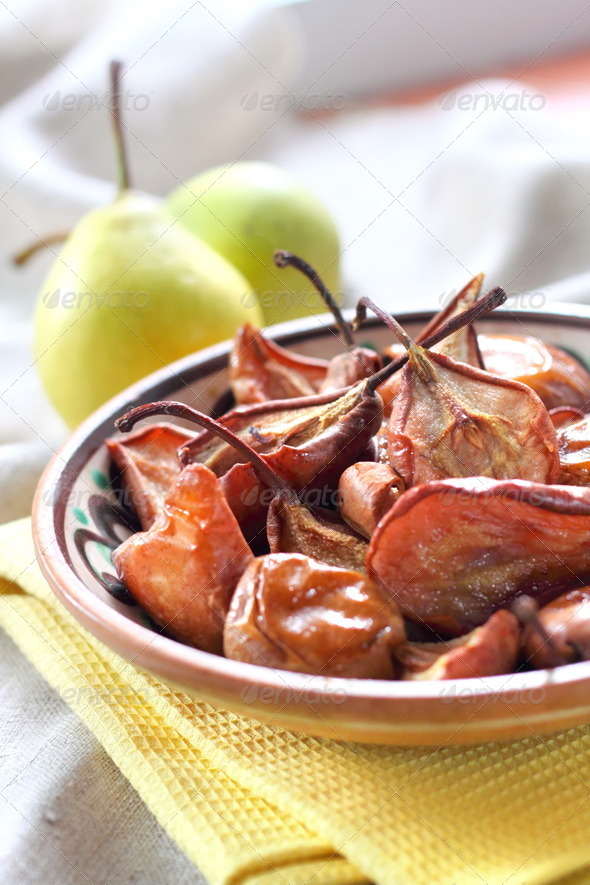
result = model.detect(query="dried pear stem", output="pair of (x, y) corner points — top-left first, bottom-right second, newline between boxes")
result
(115, 401), (293, 495)
(15, 60), (130, 267)
(353, 296), (414, 351)
(13, 231), (70, 266)
(274, 250), (355, 346)
(356, 295), (435, 381)
(364, 286), (507, 393)
(109, 60), (131, 193)
(117, 287), (506, 481)
(511, 595), (573, 667)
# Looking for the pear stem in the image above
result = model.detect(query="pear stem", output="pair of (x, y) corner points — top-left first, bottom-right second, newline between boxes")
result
(354, 296), (415, 351)
(356, 296), (435, 381)
(13, 230), (70, 266)
(117, 287), (506, 460)
(365, 286), (507, 393)
(273, 250), (354, 346)
(115, 401), (293, 495)
(109, 60), (131, 194)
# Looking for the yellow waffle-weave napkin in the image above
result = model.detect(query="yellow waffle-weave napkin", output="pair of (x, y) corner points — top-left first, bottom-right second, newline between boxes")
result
(2, 518), (590, 885)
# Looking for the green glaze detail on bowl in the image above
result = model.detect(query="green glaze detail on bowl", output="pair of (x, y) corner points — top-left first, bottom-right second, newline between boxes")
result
(70, 464), (137, 607)
(92, 469), (110, 490)
(72, 507), (89, 525)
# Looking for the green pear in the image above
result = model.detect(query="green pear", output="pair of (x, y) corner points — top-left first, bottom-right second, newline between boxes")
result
(35, 193), (261, 427)
(167, 162), (341, 325)
(33, 62), (261, 428)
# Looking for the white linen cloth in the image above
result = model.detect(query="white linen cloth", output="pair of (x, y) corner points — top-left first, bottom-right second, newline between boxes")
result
(3, 1), (590, 882)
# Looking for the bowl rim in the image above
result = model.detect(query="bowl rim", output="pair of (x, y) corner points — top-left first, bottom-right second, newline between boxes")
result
(32, 304), (590, 705)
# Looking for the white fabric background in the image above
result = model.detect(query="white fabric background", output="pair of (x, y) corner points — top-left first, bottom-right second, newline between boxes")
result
(4, 0), (590, 882)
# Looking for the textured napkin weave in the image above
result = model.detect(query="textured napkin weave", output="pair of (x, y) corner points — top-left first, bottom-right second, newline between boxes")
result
(2, 519), (590, 885)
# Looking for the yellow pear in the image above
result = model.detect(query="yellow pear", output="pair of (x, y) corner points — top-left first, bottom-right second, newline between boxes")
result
(33, 62), (261, 428)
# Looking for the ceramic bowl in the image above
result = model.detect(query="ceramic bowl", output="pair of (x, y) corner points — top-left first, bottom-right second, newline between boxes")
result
(32, 305), (590, 745)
